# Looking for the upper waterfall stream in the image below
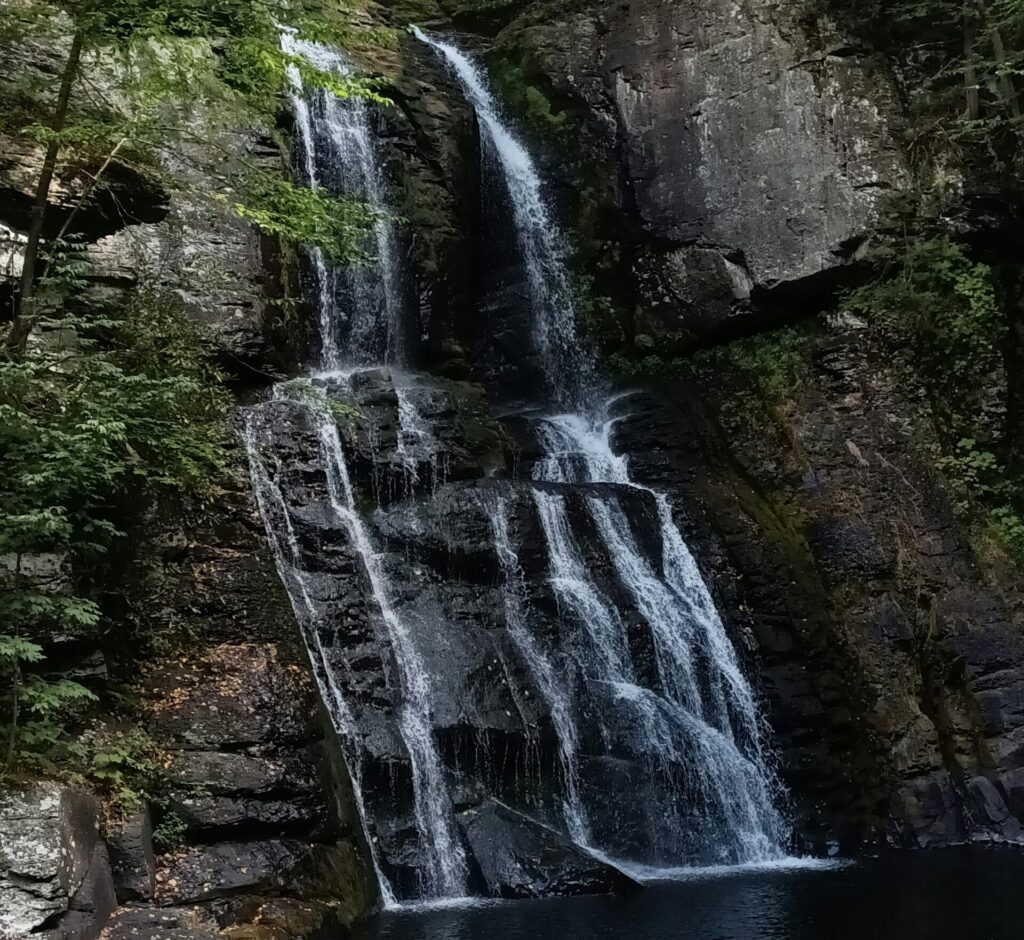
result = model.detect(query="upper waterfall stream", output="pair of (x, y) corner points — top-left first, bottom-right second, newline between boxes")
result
(245, 28), (789, 908)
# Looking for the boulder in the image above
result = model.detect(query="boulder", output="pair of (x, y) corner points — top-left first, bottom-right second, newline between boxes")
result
(58, 844), (118, 940)
(0, 783), (114, 940)
(157, 840), (374, 912)
(967, 777), (1023, 841)
(458, 799), (639, 898)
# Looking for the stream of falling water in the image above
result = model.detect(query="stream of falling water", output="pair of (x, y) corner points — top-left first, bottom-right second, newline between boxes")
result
(487, 495), (590, 845)
(246, 36), (469, 904)
(417, 28), (788, 871)
(247, 23), (789, 907)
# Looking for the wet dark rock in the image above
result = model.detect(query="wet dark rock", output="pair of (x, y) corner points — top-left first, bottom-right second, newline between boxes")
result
(159, 841), (314, 904)
(458, 799), (639, 898)
(495, 0), (908, 347)
(108, 810), (156, 902)
(145, 646), (313, 751)
(204, 895), (352, 938)
(158, 839), (375, 919)
(369, 33), (481, 368)
(246, 376), (678, 890)
(174, 796), (322, 841)
(632, 245), (754, 344)
(963, 776), (1024, 842)
(140, 642), (374, 911)
(317, 370), (506, 500)
(118, 456), (378, 931)
(166, 753), (303, 799)
(893, 774), (965, 848)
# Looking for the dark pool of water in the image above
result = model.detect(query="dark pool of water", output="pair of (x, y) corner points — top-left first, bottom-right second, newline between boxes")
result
(352, 847), (1024, 940)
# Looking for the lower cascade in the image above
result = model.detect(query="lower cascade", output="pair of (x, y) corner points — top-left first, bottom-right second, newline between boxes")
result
(244, 31), (787, 906)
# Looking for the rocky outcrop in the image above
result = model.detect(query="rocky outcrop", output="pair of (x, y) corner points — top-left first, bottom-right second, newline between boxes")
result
(610, 316), (1024, 849)
(4, 0), (1020, 916)
(363, 31), (482, 373)
(492, 0), (907, 346)
(0, 31), (307, 379)
(458, 799), (638, 898)
(109, 451), (379, 936)
(0, 463), (380, 940)
(78, 122), (309, 380)
(0, 783), (116, 940)
(107, 811), (156, 903)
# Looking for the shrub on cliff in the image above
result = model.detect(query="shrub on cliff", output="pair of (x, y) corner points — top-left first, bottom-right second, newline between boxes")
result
(821, 0), (1024, 163)
(0, 280), (231, 775)
(0, 0), (391, 777)
(844, 229), (1024, 563)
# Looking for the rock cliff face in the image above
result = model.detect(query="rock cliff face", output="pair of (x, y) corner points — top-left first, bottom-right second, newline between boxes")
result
(612, 326), (1024, 848)
(4, 0), (1024, 932)
(0, 36), (308, 381)
(489, 0), (908, 345)
(377, 0), (1024, 850)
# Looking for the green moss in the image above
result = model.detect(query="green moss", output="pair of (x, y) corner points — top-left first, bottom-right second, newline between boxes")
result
(700, 327), (812, 401)
(612, 325), (812, 401)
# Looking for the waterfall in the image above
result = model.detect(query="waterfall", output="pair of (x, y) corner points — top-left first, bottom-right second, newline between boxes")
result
(488, 494), (590, 844)
(281, 32), (404, 367)
(245, 38), (468, 904)
(417, 29), (788, 868)
(245, 22), (789, 908)
(243, 412), (396, 906)
(411, 27), (597, 411)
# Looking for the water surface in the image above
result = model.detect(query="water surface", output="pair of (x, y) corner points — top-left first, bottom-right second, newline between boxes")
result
(353, 848), (1024, 940)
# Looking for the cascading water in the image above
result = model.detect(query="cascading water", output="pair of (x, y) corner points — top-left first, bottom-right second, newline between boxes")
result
(245, 37), (468, 904)
(411, 27), (596, 411)
(417, 28), (788, 869)
(487, 494), (590, 845)
(280, 32), (404, 367)
(246, 21), (789, 908)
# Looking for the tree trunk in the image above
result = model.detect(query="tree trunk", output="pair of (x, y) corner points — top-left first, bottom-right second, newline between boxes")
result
(975, 0), (1022, 120)
(5, 29), (84, 356)
(39, 136), (128, 285)
(4, 661), (21, 773)
(964, 4), (981, 121)
(4, 554), (24, 774)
